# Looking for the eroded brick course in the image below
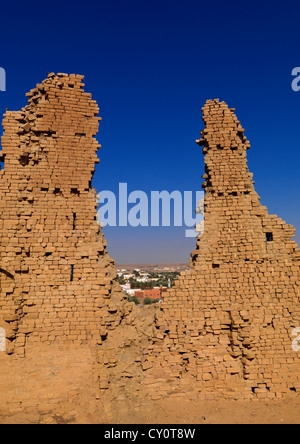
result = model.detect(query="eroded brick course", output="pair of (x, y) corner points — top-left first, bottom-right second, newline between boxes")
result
(0, 73), (123, 357)
(0, 84), (299, 414)
(99, 99), (300, 402)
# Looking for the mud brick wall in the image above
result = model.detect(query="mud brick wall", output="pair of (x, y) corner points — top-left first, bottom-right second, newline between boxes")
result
(143, 99), (300, 399)
(0, 73), (123, 356)
(0, 77), (299, 404)
(100, 99), (300, 402)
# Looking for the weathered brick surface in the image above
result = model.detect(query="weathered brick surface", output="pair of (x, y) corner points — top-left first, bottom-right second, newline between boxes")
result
(99, 99), (300, 402)
(142, 99), (300, 399)
(0, 73), (123, 357)
(0, 82), (299, 414)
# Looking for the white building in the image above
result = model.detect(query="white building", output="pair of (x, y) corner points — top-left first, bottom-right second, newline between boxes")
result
(120, 282), (131, 292)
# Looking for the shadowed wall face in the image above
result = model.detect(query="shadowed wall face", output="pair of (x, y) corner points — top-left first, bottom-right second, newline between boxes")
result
(0, 73), (121, 356)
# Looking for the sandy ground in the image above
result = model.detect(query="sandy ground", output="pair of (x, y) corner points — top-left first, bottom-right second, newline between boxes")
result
(0, 396), (299, 424)
(1, 340), (299, 425)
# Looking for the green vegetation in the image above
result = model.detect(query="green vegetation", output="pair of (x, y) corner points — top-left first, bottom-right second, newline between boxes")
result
(127, 295), (161, 306)
(128, 295), (139, 305)
(143, 297), (160, 305)
(116, 275), (126, 285)
(126, 272), (179, 289)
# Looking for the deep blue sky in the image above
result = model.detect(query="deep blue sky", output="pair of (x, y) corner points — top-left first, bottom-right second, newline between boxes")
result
(0, 0), (299, 263)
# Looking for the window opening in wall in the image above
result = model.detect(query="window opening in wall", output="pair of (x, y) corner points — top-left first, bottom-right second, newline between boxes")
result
(266, 232), (273, 242)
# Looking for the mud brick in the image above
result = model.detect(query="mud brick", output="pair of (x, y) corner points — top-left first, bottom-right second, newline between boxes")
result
(128, 99), (300, 402)
(0, 73), (124, 355)
(0, 82), (299, 409)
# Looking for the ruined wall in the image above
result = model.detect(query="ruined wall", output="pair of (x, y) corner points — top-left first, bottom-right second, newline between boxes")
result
(99, 99), (300, 402)
(0, 81), (299, 413)
(0, 73), (124, 357)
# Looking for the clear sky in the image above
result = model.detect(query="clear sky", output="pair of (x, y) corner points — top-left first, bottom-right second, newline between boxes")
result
(0, 0), (299, 264)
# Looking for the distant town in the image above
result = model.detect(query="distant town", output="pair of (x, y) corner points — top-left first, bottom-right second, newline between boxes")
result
(116, 263), (189, 305)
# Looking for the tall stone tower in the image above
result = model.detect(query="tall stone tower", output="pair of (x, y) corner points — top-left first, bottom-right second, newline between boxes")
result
(0, 73), (122, 356)
(145, 99), (300, 400)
